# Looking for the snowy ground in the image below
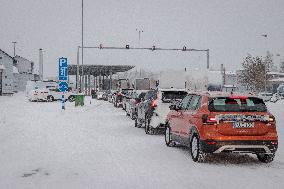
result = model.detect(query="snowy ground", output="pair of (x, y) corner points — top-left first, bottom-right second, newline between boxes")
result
(0, 93), (283, 189)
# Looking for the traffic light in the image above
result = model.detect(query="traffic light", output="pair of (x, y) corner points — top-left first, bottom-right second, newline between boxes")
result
(152, 45), (156, 51)
(182, 46), (186, 51)
(126, 45), (130, 49)
(99, 44), (103, 49)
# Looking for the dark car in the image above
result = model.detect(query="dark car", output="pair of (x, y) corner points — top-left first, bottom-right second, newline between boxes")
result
(121, 89), (134, 110)
(135, 90), (156, 128)
(126, 91), (147, 120)
(135, 89), (187, 135)
(114, 92), (123, 108)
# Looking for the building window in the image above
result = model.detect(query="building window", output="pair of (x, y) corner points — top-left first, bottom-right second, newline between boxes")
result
(5, 76), (7, 78)
(0, 57), (2, 59)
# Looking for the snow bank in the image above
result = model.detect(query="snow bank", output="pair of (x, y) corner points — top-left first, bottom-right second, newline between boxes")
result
(0, 94), (283, 189)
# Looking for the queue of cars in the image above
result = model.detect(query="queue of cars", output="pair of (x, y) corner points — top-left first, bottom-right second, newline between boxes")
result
(258, 84), (284, 102)
(99, 88), (278, 163)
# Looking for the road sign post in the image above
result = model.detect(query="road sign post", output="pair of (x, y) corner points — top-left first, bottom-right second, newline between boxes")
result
(58, 57), (68, 110)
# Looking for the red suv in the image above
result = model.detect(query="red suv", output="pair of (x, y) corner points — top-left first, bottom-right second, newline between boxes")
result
(165, 92), (278, 163)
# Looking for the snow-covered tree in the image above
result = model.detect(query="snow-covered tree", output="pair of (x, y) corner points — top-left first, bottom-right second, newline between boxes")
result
(280, 60), (284, 73)
(238, 52), (273, 92)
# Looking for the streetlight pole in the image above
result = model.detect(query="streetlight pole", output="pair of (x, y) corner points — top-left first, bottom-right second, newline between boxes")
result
(81, 0), (84, 93)
(261, 34), (268, 92)
(136, 28), (143, 46)
(206, 49), (210, 70)
(39, 48), (44, 81)
(12, 41), (17, 57)
(77, 46), (80, 91)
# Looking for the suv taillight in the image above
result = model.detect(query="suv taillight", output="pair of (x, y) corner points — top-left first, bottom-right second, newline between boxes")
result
(202, 114), (217, 124)
(151, 99), (158, 108)
(268, 115), (275, 122)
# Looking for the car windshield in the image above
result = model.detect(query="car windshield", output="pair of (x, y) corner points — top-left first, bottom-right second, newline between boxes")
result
(161, 91), (187, 103)
(208, 97), (267, 112)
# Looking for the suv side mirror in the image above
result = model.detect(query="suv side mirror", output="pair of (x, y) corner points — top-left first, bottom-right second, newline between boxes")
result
(169, 104), (175, 110)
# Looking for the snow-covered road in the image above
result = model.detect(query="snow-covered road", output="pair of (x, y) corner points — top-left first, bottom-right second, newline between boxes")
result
(0, 93), (283, 189)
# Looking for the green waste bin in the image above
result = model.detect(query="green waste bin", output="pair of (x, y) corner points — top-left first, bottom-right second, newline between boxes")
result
(74, 94), (85, 106)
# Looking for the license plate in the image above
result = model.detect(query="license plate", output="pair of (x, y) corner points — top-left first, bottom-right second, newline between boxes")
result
(233, 122), (254, 128)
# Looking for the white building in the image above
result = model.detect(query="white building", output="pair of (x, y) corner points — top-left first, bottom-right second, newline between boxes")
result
(13, 55), (38, 92)
(0, 49), (14, 95)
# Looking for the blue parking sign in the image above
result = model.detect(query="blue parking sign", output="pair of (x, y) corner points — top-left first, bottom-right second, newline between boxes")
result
(59, 58), (68, 81)
(59, 81), (69, 92)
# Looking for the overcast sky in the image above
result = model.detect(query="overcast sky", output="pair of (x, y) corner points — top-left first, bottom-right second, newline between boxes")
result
(1, 0), (284, 76)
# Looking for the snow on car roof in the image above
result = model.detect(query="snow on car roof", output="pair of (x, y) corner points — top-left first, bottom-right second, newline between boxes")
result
(159, 88), (187, 92)
(189, 91), (257, 98)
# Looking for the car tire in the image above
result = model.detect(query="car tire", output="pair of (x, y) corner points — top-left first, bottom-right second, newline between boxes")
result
(135, 117), (139, 127)
(145, 118), (150, 134)
(257, 153), (275, 163)
(130, 112), (135, 120)
(135, 118), (137, 127)
(165, 125), (173, 147)
(145, 118), (154, 135)
(47, 95), (54, 102)
(68, 95), (75, 102)
(190, 133), (206, 162)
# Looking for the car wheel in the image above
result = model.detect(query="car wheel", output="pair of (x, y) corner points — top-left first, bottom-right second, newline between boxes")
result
(145, 118), (154, 135)
(145, 118), (150, 134)
(47, 95), (54, 102)
(165, 125), (173, 147)
(130, 112), (135, 120)
(68, 95), (75, 102)
(190, 133), (206, 162)
(257, 153), (275, 163)
(135, 117), (139, 127)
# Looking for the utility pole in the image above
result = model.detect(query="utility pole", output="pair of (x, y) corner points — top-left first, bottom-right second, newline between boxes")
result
(39, 48), (43, 81)
(206, 49), (210, 70)
(81, 0), (84, 93)
(12, 42), (17, 57)
(262, 34), (268, 92)
(136, 28), (143, 46)
(76, 46), (80, 91)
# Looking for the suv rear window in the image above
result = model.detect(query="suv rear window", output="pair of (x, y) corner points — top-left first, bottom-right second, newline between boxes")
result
(138, 92), (146, 99)
(144, 90), (157, 100)
(161, 91), (187, 103)
(208, 97), (267, 112)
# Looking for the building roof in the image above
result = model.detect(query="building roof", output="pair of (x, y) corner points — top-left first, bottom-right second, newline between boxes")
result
(0, 48), (14, 60)
(13, 66), (19, 74)
(68, 65), (135, 77)
(14, 55), (33, 63)
(0, 64), (6, 70)
(269, 78), (284, 82)
(267, 72), (284, 76)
